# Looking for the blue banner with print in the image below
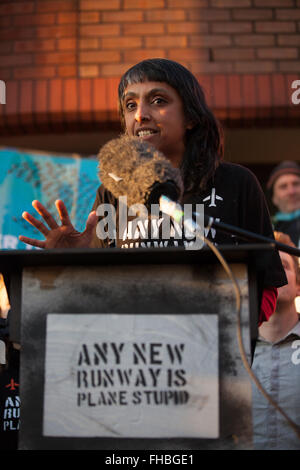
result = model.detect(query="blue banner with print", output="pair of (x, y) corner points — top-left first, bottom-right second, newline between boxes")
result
(0, 148), (100, 250)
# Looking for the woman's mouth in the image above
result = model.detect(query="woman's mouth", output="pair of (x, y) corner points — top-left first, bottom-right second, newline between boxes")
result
(136, 128), (158, 138)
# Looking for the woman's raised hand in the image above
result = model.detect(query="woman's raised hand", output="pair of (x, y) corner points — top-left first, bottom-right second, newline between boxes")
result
(19, 199), (98, 249)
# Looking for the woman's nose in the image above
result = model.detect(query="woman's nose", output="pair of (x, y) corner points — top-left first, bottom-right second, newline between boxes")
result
(135, 103), (150, 123)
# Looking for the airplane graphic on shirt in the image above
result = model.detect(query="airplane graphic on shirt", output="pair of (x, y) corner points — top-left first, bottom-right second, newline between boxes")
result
(203, 188), (223, 207)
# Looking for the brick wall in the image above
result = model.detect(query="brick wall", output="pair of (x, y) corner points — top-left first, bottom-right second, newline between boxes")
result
(0, 0), (300, 132)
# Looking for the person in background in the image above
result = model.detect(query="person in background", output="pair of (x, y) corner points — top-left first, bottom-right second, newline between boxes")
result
(267, 160), (300, 248)
(252, 231), (300, 450)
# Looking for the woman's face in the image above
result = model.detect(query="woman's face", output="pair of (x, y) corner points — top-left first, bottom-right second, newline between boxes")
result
(122, 81), (190, 168)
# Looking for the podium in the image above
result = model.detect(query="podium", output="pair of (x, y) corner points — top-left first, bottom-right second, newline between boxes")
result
(1, 245), (270, 450)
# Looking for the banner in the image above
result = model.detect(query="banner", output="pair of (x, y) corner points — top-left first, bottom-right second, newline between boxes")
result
(0, 148), (99, 250)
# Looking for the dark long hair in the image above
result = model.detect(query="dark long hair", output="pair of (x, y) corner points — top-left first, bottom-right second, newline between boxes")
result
(118, 58), (223, 193)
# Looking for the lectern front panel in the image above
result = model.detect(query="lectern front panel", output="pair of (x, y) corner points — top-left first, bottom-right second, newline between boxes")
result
(19, 261), (252, 449)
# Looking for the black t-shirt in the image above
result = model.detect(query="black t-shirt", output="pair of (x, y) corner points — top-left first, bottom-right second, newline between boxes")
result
(90, 161), (287, 289)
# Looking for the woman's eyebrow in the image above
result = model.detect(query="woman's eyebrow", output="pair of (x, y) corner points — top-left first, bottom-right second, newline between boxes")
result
(123, 91), (138, 100)
(123, 87), (170, 101)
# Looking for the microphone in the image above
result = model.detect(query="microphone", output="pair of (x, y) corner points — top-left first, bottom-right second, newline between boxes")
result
(98, 135), (184, 210)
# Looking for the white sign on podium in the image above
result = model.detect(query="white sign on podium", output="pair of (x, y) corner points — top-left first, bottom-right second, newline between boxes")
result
(43, 313), (219, 438)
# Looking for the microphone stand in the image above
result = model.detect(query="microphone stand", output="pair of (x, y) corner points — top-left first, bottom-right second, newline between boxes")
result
(204, 214), (300, 257)
(158, 195), (300, 257)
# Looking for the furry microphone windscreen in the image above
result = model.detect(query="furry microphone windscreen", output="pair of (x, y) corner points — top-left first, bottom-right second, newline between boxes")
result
(98, 135), (184, 208)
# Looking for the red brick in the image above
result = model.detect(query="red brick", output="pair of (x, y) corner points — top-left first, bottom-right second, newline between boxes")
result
(80, 0), (120, 10)
(13, 66), (56, 79)
(57, 12), (78, 24)
(233, 9), (273, 20)
(80, 24), (120, 37)
(211, 0), (251, 5)
(279, 61), (300, 72)
(256, 21), (296, 33)
(63, 78), (78, 112)
(92, 77), (108, 120)
(0, 2), (34, 15)
(107, 77), (119, 119)
(0, 27), (35, 41)
(20, 80), (33, 112)
(58, 65), (77, 77)
(213, 48), (255, 61)
(37, 1), (77, 12)
(195, 74), (213, 106)
(123, 49), (166, 62)
(227, 75), (242, 109)
(233, 34), (275, 46)
(36, 25), (77, 38)
(79, 12), (100, 23)
(168, 48), (209, 61)
(190, 34), (232, 47)
(5, 82), (19, 129)
(241, 75), (257, 120)
(102, 37), (143, 49)
(79, 38), (99, 49)
(212, 22), (252, 33)
(13, 14), (56, 26)
(256, 74), (272, 108)
(0, 54), (32, 67)
(102, 11), (144, 22)
(19, 80), (33, 125)
(257, 47), (298, 59)
(234, 61), (276, 73)
(276, 9), (300, 20)
(0, 16), (11, 27)
(187, 8), (230, 21)
(79, 78), (92, 113)
(35, 52), (77, 65)
(79, 51), (120, 63)
(0, 68), (11, 80)
(191, 61), (234, 74)
(48, 88), (64, 127)
(145, 35), (187, 48)
(271, 74), (288, 107)
(0, 42), (13, 54)
(167, 0), (208, 7)
(124, 0), (164, 8)
(49, 79), (63, 113)
(167, 22), (208, 34)
(146, 9), (186, 21)
(241, 75), (256, 108)
(124, 23), (165, 35)
(254, 0), (293, 6)
(212, 75), (228, 110)
(100, 63), (134, 77)
(278, 34), (300, 46)
(34, 80), (48, 114)
(79, 65), (99, 77)
(57, 38), (77, 50)
(14, 39), (55, 53)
